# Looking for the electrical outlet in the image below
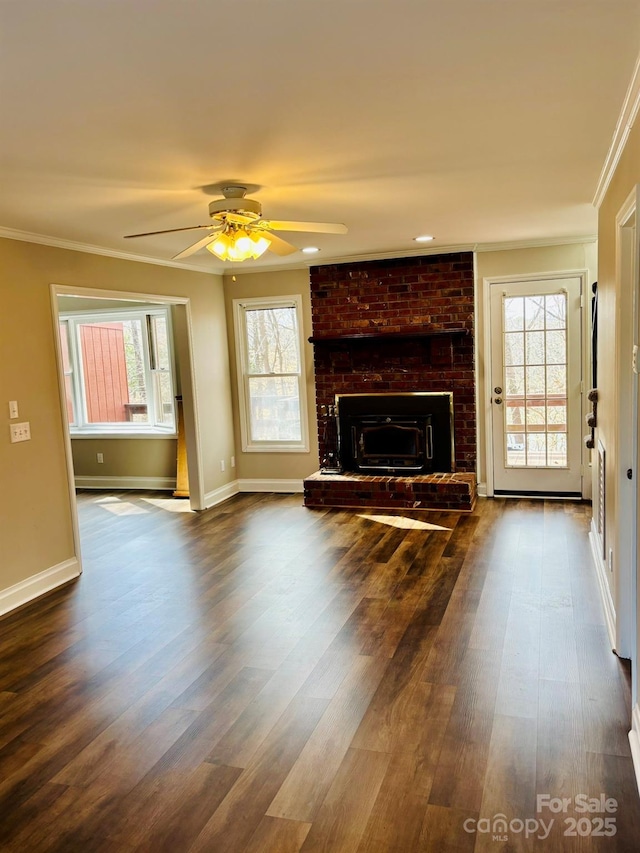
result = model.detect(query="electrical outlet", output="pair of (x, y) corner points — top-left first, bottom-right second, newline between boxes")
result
(8, 401), (18, 419)
(231, 455), (235, 468)
(220, 459), (226, 472)
(10, 422), (30, 443)
(97, 453), (104, 464)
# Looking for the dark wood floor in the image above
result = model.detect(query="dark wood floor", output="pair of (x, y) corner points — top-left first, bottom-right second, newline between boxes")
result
(0, 492), (639, 852)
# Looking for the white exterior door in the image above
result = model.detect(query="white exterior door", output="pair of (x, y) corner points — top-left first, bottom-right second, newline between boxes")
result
(489, 276), (583, 496)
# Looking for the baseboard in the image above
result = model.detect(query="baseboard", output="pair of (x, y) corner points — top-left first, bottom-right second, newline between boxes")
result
(74, 475), (176, 491)
(589, 520), (617, 651)
(237, 478), (304, 493)
(203, 480), (240, 509)
(476, 482), (487, 498)
(629, 704), (640, 797)
(0, 558), (81, 617)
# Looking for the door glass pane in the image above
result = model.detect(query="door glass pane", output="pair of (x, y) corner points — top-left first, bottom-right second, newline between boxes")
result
(526, 365), (545, 395)
(504, 297), (524, 331)
(504, 333), (524, 366)
(525, 331), (545, 364)
(525, 296), (545, 330)
(502, 291), (568, 468)
(505, 366), (524, 396)
(506, 434), (526, 466)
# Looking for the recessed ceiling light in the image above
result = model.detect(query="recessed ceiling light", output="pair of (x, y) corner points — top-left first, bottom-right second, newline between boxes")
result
(413, 235), (434, 243)
(302, 246), (320, 254)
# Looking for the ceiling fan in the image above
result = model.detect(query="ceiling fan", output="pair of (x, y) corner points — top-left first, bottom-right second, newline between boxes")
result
(124, 185), (348, 262)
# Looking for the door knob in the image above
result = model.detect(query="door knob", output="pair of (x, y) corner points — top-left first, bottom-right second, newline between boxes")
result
(494, 386), (503, 394)
(494, 397), (503, 405)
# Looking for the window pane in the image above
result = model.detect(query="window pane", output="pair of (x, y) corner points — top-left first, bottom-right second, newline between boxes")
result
(504, 297), (524, 331)
(526, 365), (545, 396)
(505, 366), (524, 396)
(548, 433), (567, 466)
(525, 331), (545, 365)
(546, 330), (566, 364)
(524, 296), (545, 330)
(545, 294), (566, 330)
(59, 322), (75, 424)
(506, 434), (526, 466)
(504, 333), (524, 366)
(246, 307), (300, 374)
(153, 372), (174, 426)
(248, 376), (301, 441)
(546, 364), (566, 395)
(506, 404), (525, 428)
(151, 315), (170, 371)
(79, 320), (148, 423)
(526, 433), (547, 466)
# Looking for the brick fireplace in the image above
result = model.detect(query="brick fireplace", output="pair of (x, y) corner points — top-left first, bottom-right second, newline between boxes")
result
(303, 251), (477, 511)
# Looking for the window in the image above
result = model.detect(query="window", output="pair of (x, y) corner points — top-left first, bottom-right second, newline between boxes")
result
(234, 296), (309, 452)
(59, 307), (176, 435)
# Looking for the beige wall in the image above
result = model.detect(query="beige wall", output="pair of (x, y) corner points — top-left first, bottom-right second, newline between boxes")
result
(0, 237), (235, 593)
(475, 242), (597, 490)
(223, 268), (318, 482)
(71, 438), (177, 479)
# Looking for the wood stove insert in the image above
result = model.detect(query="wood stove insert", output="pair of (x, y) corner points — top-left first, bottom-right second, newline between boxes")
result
(335, 392), (454, 475)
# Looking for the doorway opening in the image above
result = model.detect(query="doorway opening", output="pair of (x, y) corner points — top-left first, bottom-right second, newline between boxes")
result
(50, 285), (204, 574)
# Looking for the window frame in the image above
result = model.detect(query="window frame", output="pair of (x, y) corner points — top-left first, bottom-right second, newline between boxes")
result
(59, 306), (177, 438)
(233, 295), (309, 453)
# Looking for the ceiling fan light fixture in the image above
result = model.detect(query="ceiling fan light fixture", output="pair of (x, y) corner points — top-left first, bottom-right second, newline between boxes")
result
(207, 227), (271, 262)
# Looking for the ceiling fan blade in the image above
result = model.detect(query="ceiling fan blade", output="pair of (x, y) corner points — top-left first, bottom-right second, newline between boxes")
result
(124, 224), (214, 239)
(265, 233), (298, 256)
(172, 230), (223, 260)
(260, 219), (348, 235)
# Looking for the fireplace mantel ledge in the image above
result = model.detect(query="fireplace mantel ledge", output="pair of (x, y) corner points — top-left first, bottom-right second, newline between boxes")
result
(308, 327), (469, 345)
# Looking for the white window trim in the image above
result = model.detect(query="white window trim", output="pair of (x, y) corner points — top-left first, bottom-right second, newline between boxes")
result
(60, 306), (177, 438)
(233, 294), (309, 453)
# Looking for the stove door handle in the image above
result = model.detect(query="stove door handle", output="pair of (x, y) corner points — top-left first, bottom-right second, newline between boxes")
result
(426, 424), (433, 460)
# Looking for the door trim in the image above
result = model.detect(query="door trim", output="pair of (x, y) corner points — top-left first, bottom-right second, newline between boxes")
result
(483, 269), (590, 498)
(614, 188), (639, 665)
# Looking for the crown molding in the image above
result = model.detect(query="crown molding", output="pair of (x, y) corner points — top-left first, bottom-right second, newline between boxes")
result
(593, 50), (640, 209)
(0, 224), (597, 278)
(475, 234), (597, 253)
(0, 226), (220, 275)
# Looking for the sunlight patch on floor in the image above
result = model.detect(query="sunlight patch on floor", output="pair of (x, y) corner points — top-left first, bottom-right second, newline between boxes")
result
(142, 498), (195, 513)
(358, 513), (451, 531)
(95, 497), (150, 516)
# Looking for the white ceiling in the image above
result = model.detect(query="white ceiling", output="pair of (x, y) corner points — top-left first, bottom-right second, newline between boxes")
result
(2, 0), (640, 272)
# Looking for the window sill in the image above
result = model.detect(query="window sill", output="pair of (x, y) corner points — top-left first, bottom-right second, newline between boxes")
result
(70, 431), (177, 440)
(242, 444), (310, 454)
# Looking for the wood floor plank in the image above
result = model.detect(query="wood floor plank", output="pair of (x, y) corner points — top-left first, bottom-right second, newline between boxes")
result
(266, 655), (388, 823)
(245, 816), (312, 853)
(473, 714), (538, 853)
(298, 747), (391, 853)
(188, 694), (329, 852)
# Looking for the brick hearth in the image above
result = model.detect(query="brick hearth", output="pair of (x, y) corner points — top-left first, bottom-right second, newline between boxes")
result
(304, 471), (477, 512)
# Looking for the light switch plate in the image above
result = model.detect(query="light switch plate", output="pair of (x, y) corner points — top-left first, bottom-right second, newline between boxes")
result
(8, 401), (18, 419)
(10, 422), (30, 443)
